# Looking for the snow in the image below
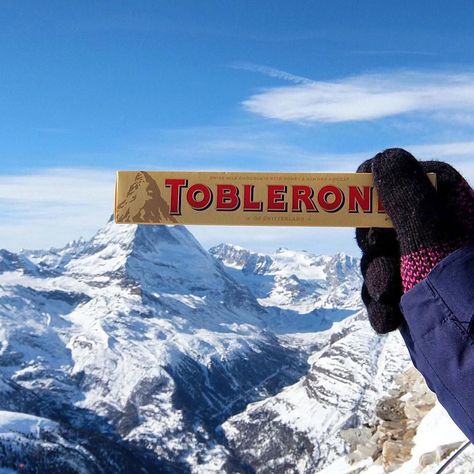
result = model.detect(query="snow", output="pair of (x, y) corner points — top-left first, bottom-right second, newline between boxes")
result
(210, 243), (362, 322)
(0, 411), (57, 437)
(389, 403), (467, 474)
(318, 456), (373, 474)
(0, 271), (93, 296)
(222, 313), (412, 471)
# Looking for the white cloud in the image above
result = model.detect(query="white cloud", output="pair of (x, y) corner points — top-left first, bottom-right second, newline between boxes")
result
(243, 71), (474, 123)
(0, 168), (114, 251)
(402, 142), (474, 183)
(410, 140), (474, 159)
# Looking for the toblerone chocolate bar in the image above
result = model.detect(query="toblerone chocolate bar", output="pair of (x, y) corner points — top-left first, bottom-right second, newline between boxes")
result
(114, 171), (436, 228)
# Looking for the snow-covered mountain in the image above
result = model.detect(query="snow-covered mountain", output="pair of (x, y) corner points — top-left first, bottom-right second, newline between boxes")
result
(0, 219), (314, 472)
(0, 220), (466, 473)
(209, 244), (362, 350)
(209, 243), (361, 313)
(220, 314), (406, 473)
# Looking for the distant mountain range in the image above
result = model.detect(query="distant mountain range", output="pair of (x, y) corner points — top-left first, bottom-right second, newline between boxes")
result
(0, 219), (465, 473)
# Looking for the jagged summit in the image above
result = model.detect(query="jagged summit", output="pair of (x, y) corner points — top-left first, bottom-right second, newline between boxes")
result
(57, 220), (266, 319)
(80, 215), (197, 254)
(22, 217), (200, 275)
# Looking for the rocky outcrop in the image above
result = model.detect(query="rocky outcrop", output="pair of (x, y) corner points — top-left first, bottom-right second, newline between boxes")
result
(342, 367), (439, 472)
(418, 442), (463, 470)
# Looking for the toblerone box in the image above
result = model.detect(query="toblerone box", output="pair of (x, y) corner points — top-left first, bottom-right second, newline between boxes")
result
(114, 171), (436, 228)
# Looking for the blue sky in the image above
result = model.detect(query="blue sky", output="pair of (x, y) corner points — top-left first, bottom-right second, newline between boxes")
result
(1, 1), (474, 255)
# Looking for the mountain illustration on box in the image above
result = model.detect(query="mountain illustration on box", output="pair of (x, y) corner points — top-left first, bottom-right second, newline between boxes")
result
(115, 171), (177, 223)
(0, 219), (465, 473)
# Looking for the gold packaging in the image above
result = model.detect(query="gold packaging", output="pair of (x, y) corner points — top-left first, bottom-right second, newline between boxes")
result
(115, 171), (436, 228)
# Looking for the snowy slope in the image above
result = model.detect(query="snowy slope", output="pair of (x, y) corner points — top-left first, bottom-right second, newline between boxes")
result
(210, 244), (362, 349)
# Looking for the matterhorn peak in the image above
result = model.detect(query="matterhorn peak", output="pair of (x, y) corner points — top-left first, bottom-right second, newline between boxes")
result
(59, 218), (265, 318)
(63, 217), (207, 280)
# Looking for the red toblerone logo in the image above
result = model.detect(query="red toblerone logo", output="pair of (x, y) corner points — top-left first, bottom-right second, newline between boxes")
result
(114, 171), (436, 227)
(164, 180), (385, 215)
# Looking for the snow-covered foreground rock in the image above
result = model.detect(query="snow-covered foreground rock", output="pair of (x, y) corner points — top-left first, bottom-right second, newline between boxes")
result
(319, 370), (469, 474)
(0, 220), (468, 472)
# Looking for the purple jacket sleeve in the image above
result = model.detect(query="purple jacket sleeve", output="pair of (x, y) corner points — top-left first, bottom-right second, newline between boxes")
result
(399, 244), (474, 442)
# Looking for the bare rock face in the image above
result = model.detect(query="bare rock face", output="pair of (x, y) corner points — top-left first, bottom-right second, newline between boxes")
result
(342, 367), (436, 472)
(382, 440), (413, 468)
(342, 426), (380, 463)
(376, 398), (406, 422)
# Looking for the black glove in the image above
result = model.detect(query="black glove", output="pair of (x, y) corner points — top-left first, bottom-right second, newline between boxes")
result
(356, 148), (474, 334)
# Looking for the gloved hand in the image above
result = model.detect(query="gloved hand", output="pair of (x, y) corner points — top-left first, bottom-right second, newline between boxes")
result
(356, 148), (474, 334)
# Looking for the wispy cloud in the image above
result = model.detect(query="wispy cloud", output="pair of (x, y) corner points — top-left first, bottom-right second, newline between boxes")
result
(243, 71), (474, 124)
(127, 125), (353, 171)
(408, 141), (474, 182)
(230, 61), (313, 84)
(410, 140), (474, 160)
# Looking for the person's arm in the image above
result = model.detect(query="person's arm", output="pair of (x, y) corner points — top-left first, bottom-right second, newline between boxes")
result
(356, 148), (474, 441)
(400, 245), (474, 442)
